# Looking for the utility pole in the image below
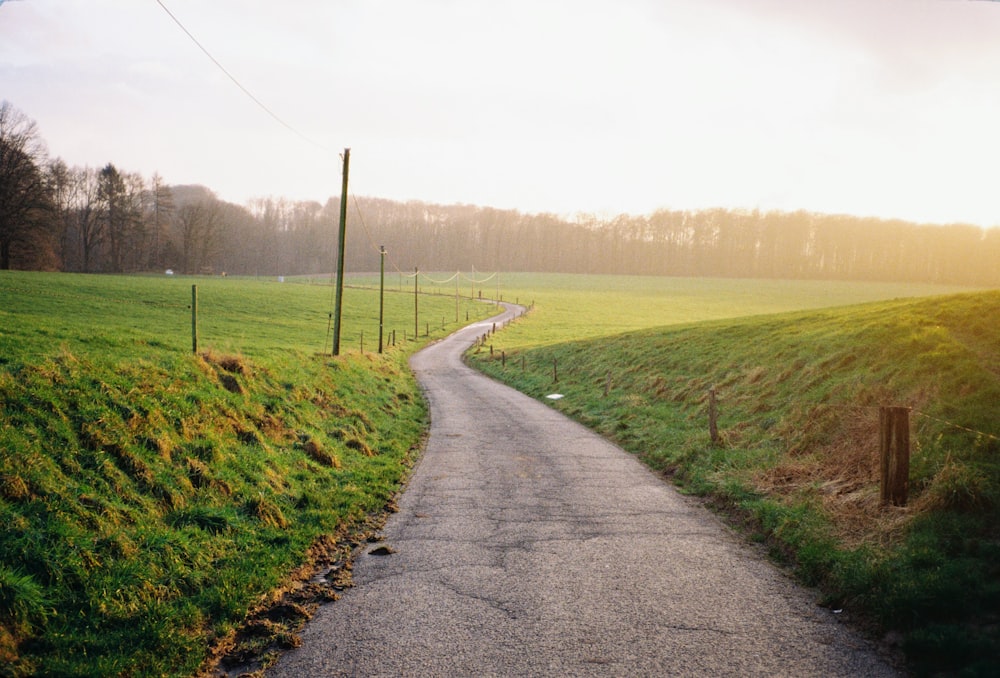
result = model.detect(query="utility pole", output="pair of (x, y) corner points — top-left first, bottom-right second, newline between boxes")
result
(332, 148), (350, 356)
(378, 245), (386, 353)
(414, 267), (419, 339)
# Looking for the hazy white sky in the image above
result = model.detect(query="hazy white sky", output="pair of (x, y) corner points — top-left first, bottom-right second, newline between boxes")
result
(2, 0), (999, 226)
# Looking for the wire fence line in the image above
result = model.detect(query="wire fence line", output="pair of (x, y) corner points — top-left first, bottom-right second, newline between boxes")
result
(2, 274), (509, 364)
(475, 339), (999, 447)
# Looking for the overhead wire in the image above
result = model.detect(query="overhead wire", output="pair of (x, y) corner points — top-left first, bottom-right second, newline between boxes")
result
(153, 0), (331, 153)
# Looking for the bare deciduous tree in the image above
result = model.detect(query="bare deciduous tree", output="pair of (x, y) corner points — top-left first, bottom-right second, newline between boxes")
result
(0, 101), (54, 269)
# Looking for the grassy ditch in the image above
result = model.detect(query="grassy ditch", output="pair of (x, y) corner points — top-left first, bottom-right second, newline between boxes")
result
(470, 289), (1000, 676)
(0, 271), (494, 676)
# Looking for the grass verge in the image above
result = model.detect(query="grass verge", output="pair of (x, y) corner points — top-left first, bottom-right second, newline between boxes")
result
(0, 271), (493, 676)
(470, 289), (1000, 677)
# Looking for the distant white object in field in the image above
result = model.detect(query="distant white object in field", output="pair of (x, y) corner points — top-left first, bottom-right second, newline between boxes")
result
(546, 394), (564, 400)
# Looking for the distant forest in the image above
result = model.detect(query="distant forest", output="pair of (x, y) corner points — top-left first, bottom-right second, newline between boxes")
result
(3, 102), (998, 286)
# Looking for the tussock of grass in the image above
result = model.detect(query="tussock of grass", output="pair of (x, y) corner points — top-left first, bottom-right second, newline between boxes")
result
(472, 288), (1000, 676)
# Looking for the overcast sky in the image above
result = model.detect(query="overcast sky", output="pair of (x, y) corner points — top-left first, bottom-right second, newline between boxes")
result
(2, 0), (999, 226)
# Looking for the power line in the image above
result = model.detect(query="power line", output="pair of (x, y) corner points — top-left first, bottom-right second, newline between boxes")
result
(153, 0), (331, 153)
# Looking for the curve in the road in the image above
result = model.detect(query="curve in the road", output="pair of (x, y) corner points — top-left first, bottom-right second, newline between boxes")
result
(269, 303), (898, 677)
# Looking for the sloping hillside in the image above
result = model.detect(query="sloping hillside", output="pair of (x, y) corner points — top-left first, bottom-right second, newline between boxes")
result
(472, 290), (1000, 676)
(0, 271), (492, 676)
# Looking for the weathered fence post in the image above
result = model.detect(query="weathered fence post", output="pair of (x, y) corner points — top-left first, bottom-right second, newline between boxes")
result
(191, 284), (198, 354)
(553, 358), (558, 384)
(709, 387), (720, 444)
(880, 406), (910, 506)
(502, 350), (506, 367)
(604, 371), (612, 397)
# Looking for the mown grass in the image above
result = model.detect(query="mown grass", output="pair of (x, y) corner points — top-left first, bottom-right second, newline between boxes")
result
(0, 270), (494, 676)
(470, 280), (999, 677)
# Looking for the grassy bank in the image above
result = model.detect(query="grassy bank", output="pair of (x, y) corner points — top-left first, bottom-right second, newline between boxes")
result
(0, 271), (493, 676)
(470, 283), (999, 676)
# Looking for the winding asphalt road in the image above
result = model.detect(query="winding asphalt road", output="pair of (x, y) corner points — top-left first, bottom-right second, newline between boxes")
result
(270, 304), (899, 677)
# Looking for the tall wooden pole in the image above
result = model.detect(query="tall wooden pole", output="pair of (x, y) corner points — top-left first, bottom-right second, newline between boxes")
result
(378, 245), (386, 354)
(413, 267), (419, 340)
(332, 148), (350, 356)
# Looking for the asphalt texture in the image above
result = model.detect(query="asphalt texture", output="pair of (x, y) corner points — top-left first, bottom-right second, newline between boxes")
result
(269, 304), (899, 677)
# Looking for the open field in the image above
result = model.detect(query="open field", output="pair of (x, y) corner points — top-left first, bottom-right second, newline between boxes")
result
(2, 270), (995, 676)
(469, 278), (1000, 677)
(0, 271), (494, 676)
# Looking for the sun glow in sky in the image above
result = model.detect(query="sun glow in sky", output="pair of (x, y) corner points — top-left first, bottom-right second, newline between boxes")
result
(2, 0), (999, 226)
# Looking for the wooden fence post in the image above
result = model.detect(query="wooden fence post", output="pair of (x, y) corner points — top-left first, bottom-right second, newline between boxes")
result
(553, 358), (558, 384)
(604, 371), (612, 397)
(709, 387), (720, 444)
(191, 284), (198, 354)
(880, 406), (910, 506)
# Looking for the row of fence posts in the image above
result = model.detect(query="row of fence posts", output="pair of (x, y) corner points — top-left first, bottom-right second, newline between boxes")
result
(484, 334), (914, 509)
(194, 279), (914, 509)
(191, 284), (472, 357)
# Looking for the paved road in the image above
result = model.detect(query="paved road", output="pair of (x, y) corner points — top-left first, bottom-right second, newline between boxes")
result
(270, 304), (899, 677)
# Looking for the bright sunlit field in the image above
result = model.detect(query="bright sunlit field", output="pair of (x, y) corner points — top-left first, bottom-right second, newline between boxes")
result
(398, 272), (976, 346)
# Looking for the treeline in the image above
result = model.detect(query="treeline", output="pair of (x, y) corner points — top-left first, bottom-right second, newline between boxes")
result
(347, 200), (1000, 286)
(3, 101), (998, 285)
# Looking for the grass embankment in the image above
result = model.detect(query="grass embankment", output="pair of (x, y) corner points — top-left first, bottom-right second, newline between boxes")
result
(0, 271), (494, 676)
(471, 285), (1000, 676)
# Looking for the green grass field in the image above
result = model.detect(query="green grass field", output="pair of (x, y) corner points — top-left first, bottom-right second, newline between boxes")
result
(0, 270), (494, 676)
(469, 276), (1000, 677)
(2, 270), (995, 676)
